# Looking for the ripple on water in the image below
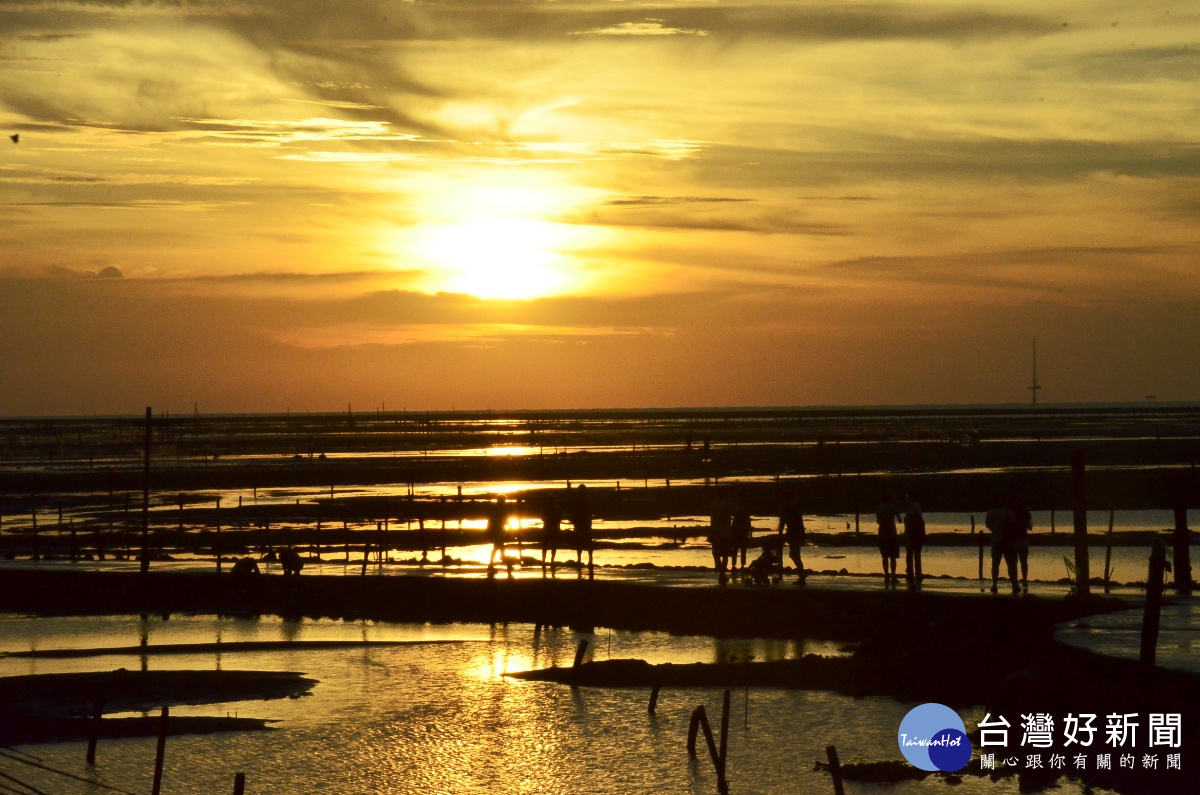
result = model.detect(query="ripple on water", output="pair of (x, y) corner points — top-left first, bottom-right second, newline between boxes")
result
(0, 615), (1113, 794)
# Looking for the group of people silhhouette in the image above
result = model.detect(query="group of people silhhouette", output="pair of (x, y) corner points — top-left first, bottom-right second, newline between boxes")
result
(874, 492), (926, 590)
(872, 490), (1033, 594)
(486, 484), (594, 579)
(985, 492), (1032, 594)
(706, 489), (808, 587)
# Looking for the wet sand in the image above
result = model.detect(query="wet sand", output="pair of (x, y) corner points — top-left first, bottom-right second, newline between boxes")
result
(0, 568), (1124, 641)
(0, 668), (314, 745)
(2, 638), (477, 659)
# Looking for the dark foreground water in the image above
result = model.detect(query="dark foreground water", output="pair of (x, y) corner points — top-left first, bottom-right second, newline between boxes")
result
(0, 614), (1131, 794)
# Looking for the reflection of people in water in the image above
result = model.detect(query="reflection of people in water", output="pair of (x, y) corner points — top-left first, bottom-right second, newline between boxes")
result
(875, 493), (901, 587)
(541, 496), (562, 577)
(903, 493), (925, 590)
(571, 484), (594, 580)
(779, 491), (806, 585)
(486, 496), (511, 578)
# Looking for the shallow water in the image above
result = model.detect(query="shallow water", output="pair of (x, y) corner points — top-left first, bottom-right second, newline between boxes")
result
(0, 615), (1119, 794)
(7, 540), (1196, 592)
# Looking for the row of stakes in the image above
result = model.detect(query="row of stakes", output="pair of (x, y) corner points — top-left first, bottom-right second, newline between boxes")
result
(71, 530), (1176, 795)
(79, 701), (248, 794)
(66, 531), (1176, 795)
(569, 537), (1177, 793)
(572, 638), (848, 794)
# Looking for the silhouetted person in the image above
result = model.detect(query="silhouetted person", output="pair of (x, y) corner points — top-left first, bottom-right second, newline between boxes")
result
(279, 546), (303, 576)
(231, 556), (260, 579)
(903, 493), (925, 590)
(746, 544), (779, 586)
(417, 505), (429, 564)
(986, 493), (1020, 594)
(1009, 494), (1032, 590)
(541, 496), (562, 577)
(571, 484), (593, 579)
(730, 492), (753, 572)
(707, 497), (733, 586)
(486, 496), (510, 578)
(875, 493), (901, 586)
(779, 491), (806, 585)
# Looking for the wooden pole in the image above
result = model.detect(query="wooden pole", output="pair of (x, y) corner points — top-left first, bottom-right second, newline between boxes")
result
(573, 638), (589, 668)
(718, 689), (730, 783)
(215, 497), (222, 574)
(151, 706), (168, 795)
(85, 694), (103, 766)
(977, 534), (984, 581)
(826, 745), (845, 795)
(1173, 490), (1193, 596)
(1103, 509), (1115, 593)
(648, 685), (660, 715)
(686, 705), (722, 776)
(1071, 449), (1090, 596)
(233, 772), (246, 795)
(140, 407), (152, 575)
(1140, 540), (1168, 666)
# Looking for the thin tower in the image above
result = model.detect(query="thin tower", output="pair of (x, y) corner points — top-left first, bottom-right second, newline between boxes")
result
(1028, 337), (1041, 404)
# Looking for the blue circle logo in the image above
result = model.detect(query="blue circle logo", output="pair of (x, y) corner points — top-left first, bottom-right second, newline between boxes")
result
(898, 703), (971, 771)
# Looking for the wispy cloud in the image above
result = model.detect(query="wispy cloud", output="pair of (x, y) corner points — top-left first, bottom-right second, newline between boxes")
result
(573, 20), (708, 37)
(604, 196), (751, 207)
(266, 322), (672, 349)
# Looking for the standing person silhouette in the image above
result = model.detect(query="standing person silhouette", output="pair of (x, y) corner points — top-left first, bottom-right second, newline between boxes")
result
(903, 493), (926, 590)
(1008, 494), (1032, 591)
(985, 493), (1020, 594)
(731, 490), (753, 573)
(486, 496), (510, 578)
(540, 496), (562, 577)
(875, 493), (901, 587)
(779, 491), (806, 585)
(572, 484), (594, 579)
(707, 496), (734, 586)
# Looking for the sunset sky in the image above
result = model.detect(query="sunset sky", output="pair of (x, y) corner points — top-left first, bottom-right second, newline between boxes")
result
(2, 0), (1198, 414)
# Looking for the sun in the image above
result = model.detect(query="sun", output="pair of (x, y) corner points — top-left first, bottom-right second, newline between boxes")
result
(416, 217), (574, 300)
(409, 181), (589, 300)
